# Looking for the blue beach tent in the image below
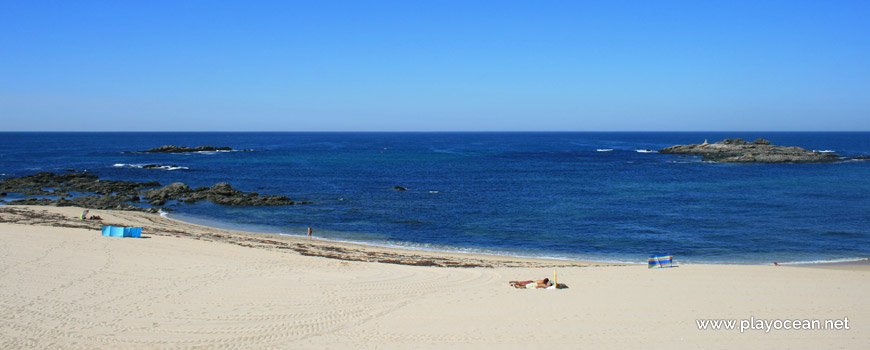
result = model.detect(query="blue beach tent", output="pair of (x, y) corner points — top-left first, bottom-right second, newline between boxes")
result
(648, 254), (674, 268)
(101, 226), (142, 238)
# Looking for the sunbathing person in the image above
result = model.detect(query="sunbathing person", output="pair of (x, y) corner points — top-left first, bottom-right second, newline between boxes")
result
(509, 278), (553, 288)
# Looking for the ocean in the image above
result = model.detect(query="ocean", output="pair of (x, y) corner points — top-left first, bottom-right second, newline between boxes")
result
(1, 132), (868, 264)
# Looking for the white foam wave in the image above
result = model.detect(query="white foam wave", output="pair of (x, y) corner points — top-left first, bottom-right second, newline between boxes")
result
(635, 149), (657, 153)
(777, 257), (868, 265)
(430, 148), (465, 155)
(596, 148), (614, 152)
(113, 163), (188, 170)
(194, 150), (235, 154)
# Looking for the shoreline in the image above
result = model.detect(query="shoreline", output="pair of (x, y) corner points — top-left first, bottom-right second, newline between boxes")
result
(0, 205), (614, 268)
(3, 204), (868, 267)
(166, 211), (647, 265)
(166, 208), (870, 267)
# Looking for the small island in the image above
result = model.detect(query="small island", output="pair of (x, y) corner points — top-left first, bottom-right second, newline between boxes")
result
(659, 138), (841, 163)
(137, 145), (235, 153)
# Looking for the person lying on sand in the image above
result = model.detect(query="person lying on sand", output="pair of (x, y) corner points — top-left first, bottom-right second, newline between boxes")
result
(509, 278), (553, 289)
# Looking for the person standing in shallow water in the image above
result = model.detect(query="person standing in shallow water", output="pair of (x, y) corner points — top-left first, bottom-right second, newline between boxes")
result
(307, 225), (312, 239)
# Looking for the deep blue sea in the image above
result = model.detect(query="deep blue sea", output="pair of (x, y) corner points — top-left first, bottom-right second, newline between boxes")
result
(1, 132), (868, 264)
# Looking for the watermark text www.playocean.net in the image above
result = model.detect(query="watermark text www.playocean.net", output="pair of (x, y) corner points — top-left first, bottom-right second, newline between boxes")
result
(696, 317), (850, 333)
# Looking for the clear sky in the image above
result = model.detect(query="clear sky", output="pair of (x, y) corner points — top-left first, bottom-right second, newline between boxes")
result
(1, 1), (868, 131)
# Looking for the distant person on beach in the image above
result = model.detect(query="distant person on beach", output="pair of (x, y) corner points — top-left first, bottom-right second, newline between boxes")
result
(509, 278), (553, 289)
(773, 262), (780, 266)
(307, 225), (312, 239)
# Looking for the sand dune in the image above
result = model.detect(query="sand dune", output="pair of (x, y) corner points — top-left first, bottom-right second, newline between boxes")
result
(1, 206), (867, 349)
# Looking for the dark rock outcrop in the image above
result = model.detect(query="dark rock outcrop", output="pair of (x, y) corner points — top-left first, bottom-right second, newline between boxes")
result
(2, 172), (310, 211)
(141, 182), (191, 201)
(393, 186), (407, 191)
(10, 195), (158, 212)
(659, 138), (842, 163)
(137, 145), (234, 153)
(0, 172), (158, 196)
(140, 182), (306, 206)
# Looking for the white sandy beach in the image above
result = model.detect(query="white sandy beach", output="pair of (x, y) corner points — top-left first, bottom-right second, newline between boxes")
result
(1, 206), (867, 349)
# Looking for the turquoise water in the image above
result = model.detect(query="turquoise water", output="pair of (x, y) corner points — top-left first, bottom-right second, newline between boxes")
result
(1, 132), (868, 264)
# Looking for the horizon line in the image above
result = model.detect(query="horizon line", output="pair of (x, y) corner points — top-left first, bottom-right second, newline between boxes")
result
(1, 130), (868, 133)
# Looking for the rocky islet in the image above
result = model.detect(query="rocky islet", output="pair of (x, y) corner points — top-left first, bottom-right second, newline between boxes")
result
(659, 138), (845, 163)
(135, 145), (236, 153)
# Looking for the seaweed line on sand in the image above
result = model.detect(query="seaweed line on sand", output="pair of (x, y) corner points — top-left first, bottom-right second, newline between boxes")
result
(0, 206), (612, 269)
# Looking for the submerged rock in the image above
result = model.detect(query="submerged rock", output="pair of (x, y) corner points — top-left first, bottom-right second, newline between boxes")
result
(659, 138), (842, 163)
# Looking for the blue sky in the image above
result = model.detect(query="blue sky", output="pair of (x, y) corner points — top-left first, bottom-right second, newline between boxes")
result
(1, 1), (868, 131)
